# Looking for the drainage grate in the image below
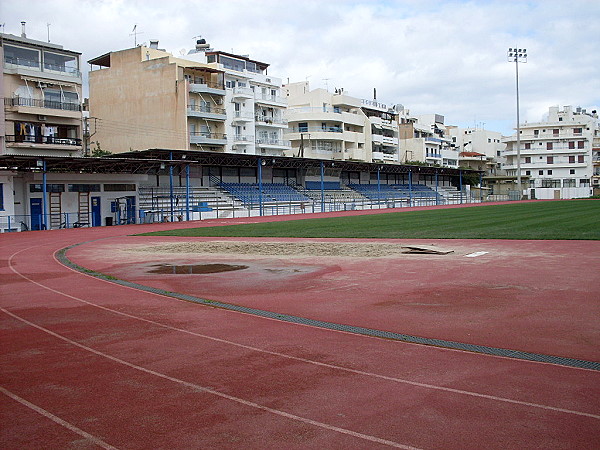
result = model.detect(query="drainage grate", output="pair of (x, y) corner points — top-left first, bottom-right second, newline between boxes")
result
(56, 244), (600, 372)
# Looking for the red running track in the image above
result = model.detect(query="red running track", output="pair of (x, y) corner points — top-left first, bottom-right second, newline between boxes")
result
(2, 206), (600, 449)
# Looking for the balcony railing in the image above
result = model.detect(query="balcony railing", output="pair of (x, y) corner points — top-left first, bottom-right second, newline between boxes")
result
(290, 126), (343, 133)
(256, 138), (290, 147)
(189, 132), (227, 140)
(6, 134), (82, 146)
(232, 112), (254, 120)
(4, 57), (81, 77)
(255, 116), (288, 125)
(187, 104), (226, 115)
(233, 134), (254, 142)
(231, 87), (254, 97)
(5, 97), (82, 111)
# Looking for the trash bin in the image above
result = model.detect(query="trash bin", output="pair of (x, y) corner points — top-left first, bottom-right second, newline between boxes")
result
(105, 217), (113, 226)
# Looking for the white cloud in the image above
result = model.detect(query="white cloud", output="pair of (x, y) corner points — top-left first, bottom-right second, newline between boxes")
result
(3, 0), (599, 135)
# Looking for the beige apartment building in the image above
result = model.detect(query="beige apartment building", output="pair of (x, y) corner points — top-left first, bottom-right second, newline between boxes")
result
(1, 29), (83, 157)
(88, 43), (227, 154)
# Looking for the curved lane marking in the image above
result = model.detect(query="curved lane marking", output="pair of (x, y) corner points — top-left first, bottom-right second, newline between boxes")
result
(1, 307), (419, 450)
(6, 244), (600, 421)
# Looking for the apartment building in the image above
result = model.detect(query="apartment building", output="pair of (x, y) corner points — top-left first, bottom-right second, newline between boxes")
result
(1, 27), (83, 157)
(447, 126), (505, 175)
(361, 99), (400, 163)
(184, 40), (289, 156)
(398, 111), (458, 168)
(284, 82), (369, 161)
(593, 135), (600, 193)
(503, 105), (598, 199)
(88, 42), (227, 153)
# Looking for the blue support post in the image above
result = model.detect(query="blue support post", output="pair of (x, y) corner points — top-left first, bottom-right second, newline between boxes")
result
(408, 169), (413, 207)
(185, 164), (190, 221)
(435, 170), (439, 206)
(169, 152), (174, 221)
(42, 160), (47, 230)
(377, 167), (381, 208)
(320, 160), (325, 213)
(258, 158), (263, 216)
(459, 169), (463, 204)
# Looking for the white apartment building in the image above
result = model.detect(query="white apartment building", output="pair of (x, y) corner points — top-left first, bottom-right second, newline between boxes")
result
(448, 126), (505, 175)
(593, 135), (600, 192)
(503, 105), (598, 199)
(283, 82), (368, 161)
(361, 99), (400, 163)
(185, 40), (289, 157)
(398, 111), (458, 168)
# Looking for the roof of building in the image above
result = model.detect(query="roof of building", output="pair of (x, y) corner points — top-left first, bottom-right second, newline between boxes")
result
(0, 150), (480, 176)
(205, 50), (269, 70)
(460, 151), (486, 157)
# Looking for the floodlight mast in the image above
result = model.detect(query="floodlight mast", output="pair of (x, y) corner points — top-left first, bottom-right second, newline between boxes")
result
(507, 47), (527, 199)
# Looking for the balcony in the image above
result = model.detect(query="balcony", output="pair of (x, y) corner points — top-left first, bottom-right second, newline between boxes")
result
(4, 57), (81, 81)
(189, 81), (225, 96)
(231, 111), (254, 122)
(5, 97), (82, 119)
(187, 105), (226, 121)
(255, 138), (291, 149)
(231, 87), (254, 99)
(255, 93), (286, 107)
(189, 132), (227, 146)
(232, 134), (254, 144)
(372, 151), (398, 162)
(255, 116), (288, 127)
(6, 134), (82, 147)
(290, 126), (342, 133)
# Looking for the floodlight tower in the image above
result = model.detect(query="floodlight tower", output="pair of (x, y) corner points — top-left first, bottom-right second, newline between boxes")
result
(507, 47), (527, 199)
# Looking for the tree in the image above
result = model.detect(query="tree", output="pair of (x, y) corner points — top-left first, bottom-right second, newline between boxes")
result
(89, 141), (112, 157)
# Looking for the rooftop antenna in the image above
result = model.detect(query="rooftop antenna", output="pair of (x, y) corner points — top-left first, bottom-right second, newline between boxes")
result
(323, 78), (330, 91)
(47, 23), (51, 42)
(1, 23), (5, 34)
(130, 24), (144, 46)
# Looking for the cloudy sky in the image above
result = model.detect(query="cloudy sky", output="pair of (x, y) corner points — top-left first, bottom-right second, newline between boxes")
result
(3, 0), (599, 135)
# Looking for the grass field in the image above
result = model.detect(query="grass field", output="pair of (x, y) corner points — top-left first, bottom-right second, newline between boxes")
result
(140, 200), (600, 240)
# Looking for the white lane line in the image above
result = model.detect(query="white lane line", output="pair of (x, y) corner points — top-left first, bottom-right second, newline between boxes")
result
(465, 251), (489, 258)
(0, 307), (418, 450)
(0, 386), (119, 450)
(7, 245), (600, 421)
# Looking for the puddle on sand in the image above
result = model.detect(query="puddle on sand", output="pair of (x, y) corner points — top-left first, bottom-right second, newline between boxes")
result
(147, 263), (248, 274)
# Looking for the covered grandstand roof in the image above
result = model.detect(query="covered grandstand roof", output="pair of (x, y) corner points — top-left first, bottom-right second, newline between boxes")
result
(0, 150), (479, 176)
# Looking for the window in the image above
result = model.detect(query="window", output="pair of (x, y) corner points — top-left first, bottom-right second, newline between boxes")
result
(578, 155), (584, 163)
(298, 122), (308, 133)
(525, 170), (531, 175)
(570, 169), (575, 174)
(578, 141), (585, 149)
(574, 128), (582, 135)
(534, 130), (539, 136)
(539, 170), (544, 175)
(525, 157), (531, 163)
(547, 170), (553, 175)
(104, 184), (136, 192)
(569, 156), (575, 163)
(563, 179), (576, 187)
(569, 141), (575, 149)
(525, 143), (531, 149)
(547, 142), (553, 150)
(43, 51), (78, 75)
(547, 156), (554, 164)
(580, 179), (590, 187)
(30, 184), (64, 193)
(3, 44), (40, 68)
(541, 179), (560, 188)
(68, 184), (100, 192)
(553, 129), (559, 136)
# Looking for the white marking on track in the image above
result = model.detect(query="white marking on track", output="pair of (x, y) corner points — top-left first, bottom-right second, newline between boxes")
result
(465, 251), (489, 258)
(6, 244), (600, 422)
(0, 307), (418, 450)
(0, 386), (118, 450)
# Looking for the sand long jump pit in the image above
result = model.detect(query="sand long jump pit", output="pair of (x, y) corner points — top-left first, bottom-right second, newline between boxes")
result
(67, 236), (600, 362)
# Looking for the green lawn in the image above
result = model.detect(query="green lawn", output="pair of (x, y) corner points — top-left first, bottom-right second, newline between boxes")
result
(139, 200), (600, 240)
